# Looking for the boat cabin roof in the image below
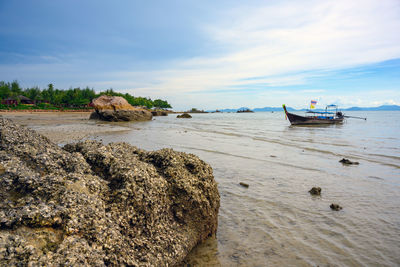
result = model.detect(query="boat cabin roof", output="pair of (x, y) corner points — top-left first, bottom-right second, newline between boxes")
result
(306, 110), (335, 114)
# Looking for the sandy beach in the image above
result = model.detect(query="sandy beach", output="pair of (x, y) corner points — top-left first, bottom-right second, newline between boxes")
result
(0, 111), (132, 144)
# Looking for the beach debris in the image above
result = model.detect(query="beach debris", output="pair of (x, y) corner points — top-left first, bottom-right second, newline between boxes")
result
(239, 182), (249, 188)
(177, 113), (192, 118)
(89, 95), (153, 122)
(309, 187), (321, 196)
(330, 204), (343, 211)
(0, 118), (220, 266)
(339, 158), (359, 165)
(270, 155), (277, 158)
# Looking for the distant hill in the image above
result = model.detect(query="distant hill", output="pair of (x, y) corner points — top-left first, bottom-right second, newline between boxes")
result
(344, 105), (400, 111)
(207, 106), (295, 113)
(253, 106), (295, 112)
(208, 108), (238, 113)
(207, 105), (400, 113)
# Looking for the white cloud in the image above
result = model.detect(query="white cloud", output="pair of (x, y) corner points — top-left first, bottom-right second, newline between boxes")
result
(2, 0), (400, 109)
(125, 0), (400, 108)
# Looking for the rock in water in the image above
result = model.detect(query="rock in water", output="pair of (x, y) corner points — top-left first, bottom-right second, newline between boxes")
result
(177, 113), (192, 118)
(330, 204), (343, 211)
(309, 187), (321, 196)
(0, 118), (220, 266)
(89, 95), (152, 122)
(339, 158), (359, 165)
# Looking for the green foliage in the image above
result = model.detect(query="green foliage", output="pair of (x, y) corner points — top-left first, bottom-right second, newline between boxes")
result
(24, 87), (41, 100)
(11, 80), (22, 96)
(0, 80), (172, 110)
(0, 104), (9, 109)
(153, 99), (172, 109)
(0, 81), (12, 99)
(35, 103), (57, 110)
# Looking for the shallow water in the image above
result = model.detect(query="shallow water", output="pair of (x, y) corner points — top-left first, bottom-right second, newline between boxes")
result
(96, 111), (400, 266)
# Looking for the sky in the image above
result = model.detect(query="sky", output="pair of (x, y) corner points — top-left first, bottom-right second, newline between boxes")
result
(1, 0), (400, 110)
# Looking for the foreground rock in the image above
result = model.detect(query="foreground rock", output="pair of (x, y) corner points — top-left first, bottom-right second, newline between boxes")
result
(0, 118), (220, 266)
(89, 95), (152, 122)
(177, 113), (192, 119)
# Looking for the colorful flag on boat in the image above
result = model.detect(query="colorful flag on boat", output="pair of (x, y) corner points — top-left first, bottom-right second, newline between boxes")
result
(310, 100), (317, 109)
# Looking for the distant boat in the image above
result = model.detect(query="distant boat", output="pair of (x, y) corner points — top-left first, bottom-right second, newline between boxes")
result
(282, 104), (344, 125)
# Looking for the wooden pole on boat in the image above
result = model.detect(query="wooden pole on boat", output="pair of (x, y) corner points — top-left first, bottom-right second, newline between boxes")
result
(282, 104), (287, 120)
(344, 115), (367, 120)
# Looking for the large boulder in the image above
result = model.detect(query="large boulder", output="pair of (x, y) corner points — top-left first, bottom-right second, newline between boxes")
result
(90, 95), (152, 122)
(0, 118), (220, 266)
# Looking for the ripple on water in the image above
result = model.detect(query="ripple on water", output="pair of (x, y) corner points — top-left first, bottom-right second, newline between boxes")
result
(97, 112), (400, 266)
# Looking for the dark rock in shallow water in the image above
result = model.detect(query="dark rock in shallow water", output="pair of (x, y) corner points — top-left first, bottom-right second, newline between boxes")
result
(0, 118), (220, 266)
(177, 113), (192, 118)
(239, 182), (249, 188)
(309, 187), (321, 196)
(339, 158), (359, 165)
(330, 204), (343, 211)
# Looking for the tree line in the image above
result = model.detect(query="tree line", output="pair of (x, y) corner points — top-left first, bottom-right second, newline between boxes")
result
(0, 81), (172, 109)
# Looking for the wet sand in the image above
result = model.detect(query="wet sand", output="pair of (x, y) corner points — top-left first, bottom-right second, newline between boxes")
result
(0, 112), (132, 144)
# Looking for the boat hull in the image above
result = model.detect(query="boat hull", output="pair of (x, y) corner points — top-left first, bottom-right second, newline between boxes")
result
(283, 105), (344, 125)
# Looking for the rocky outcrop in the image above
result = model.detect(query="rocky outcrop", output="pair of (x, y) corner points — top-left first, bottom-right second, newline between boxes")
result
(151, 110), (168, 116)
(91, 95), (136, 111)
(0, 118), (220, 266)
(177, 113), (192, 119)
(89, 95), (152, 122)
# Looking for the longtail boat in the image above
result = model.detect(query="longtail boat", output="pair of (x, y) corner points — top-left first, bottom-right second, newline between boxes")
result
(282, 104), (344, 125)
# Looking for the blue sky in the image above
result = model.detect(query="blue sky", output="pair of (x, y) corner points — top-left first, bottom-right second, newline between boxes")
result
(1, 0), (400, 110)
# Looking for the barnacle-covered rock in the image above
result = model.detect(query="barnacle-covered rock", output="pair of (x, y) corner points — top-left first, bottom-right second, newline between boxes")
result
(0, 118), (220, 266)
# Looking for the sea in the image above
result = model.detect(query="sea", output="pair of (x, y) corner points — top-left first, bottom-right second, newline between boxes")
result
(95, 111), (400, 266)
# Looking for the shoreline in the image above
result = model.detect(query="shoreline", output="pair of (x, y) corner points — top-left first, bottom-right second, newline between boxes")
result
(0, 111), (132, 144)
(0, 109), (94, 113)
